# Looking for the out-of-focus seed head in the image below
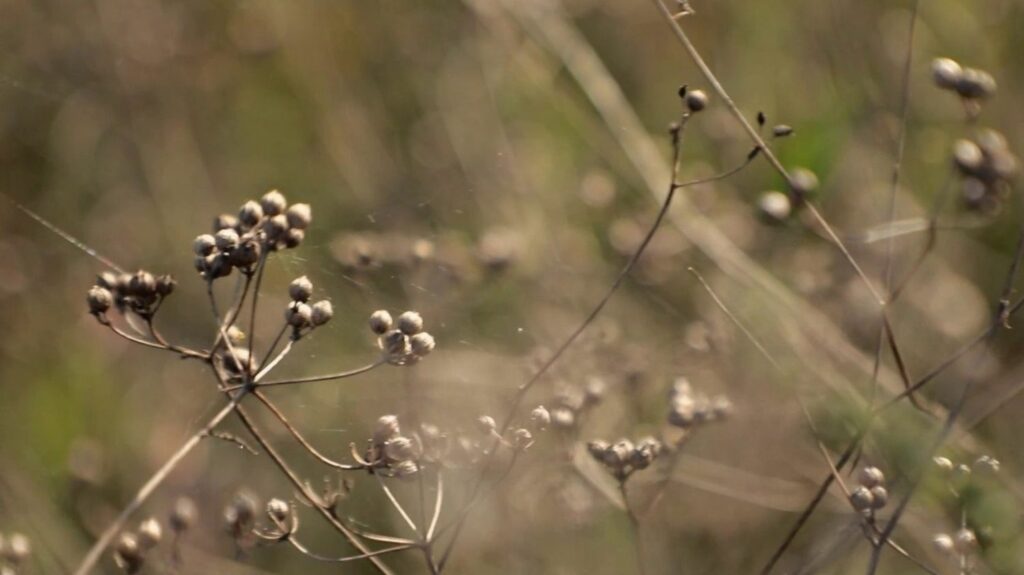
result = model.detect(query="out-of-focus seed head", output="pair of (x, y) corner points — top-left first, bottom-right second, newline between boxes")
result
(238, 200), (264, 228)
(224, 491), (258, 532)
(260, 190), (288, 216)
(311, 300), (333, 327)
(286, 203), (312, 230)
(3, 533), (30, 565)
(857, 466), (885, 489)
(397, 311), (424, 335)
(758, 190), (792, 222)
(374, 415), (401, 444)
(530, 405), (551, 431)
(264, 214), (289, 241)
(869, 486), (888, 509)
(476, 415), (497, 435)
(155, 275), (176, 296)
(551, 407), (576, 429)
(685, 89), (708, 113)
(933, 456), (954, 473)
(97, 271), (119, 290)
(772, 124), (794, 138)
(788, 168), (819, 198)
(214, 214), (239, 232)
(266, 498), (291, 524)
(369, 310), (393, 334)
(137, 518), (163, 550)
(974, 455), (1000, 474)
(955, 67), (997, 99)
(584, 377), (606, 404)
(933, 533), (955, 555)
(283, 228), (305, 249)
(193, 234), (217, 256)
(610, 439), (634, 466)
(931, 57), (963, 90)
(631, 437), (662, 470)
(289, 276), (314, 302)
(409, 332), (435, 357)
(587, 440), (610, 460)
(849, 486), (874, 511)
(953, 139), (984, 175)
(385, 436), (418, 462)
(710, 395), (733, 419)
(113, 532), (143, 573)
(286, 302), (312, 328)
(215, 228), (240, 251)
(977, 129), (1008, 154)
(169, 497), (198, 533)
(513, 428), (533, 450)
(88, 286), (113, 314)
(954, 528), (977, 553)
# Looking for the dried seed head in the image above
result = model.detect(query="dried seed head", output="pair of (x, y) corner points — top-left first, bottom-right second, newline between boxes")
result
(513, 428), (533, 450)
(286, 302), (313, 328)
(264, 214), (289, 240)
(169, 497), (198, 533)
(933, 456), (954, 473)
(385, 436), (417, 461)
(849, 486), (874, 511)
(758, 190), (792, 222)
(610, 439), (634, 466)
(311, 300), (333, 326)
(230, 240), (261, 267)
(289, 276), (314, 302)
(215, 228), (240, 251)
(286, 203), (312, 230)
(931, 57), (963, 90)
(238, 200), (264, 228)
(88, 286), (113, 314)
(869, 486), (888, 509)
(530, 405), (551, 431)
(788, 168), (819, 197)
(772, 124), (794, 138)
(933, 533), (955, 554)
(266, 498), (291, 524)
(953, 139), (984, 174)
(374, 415), (401, 444)
(953, 528), (977, 553)
(260, 190), (288, 216)
(193, 234), (217, 256)
(955, 67), (997, 99)
(137, 518), (163, 550)
(369, 310), (393, 334)
(214, 213), (239, 232)
(128, 271), (157, 296)
(283, 228), (305, 249)
(409, 332), (436, 357)
(382, 329), (410, 356)
(685, 89), (708, 113)
(155, 275), (176, 296)
(397, 311), (424, 335)
(113, 532), (143, 573)
(857, 466), (885, 488)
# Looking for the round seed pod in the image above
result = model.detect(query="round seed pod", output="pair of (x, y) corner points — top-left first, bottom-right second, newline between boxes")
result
(266, 499), (291, 524)
(857, 466), (885, 488)
(587, 440), (610, 460)
(369, 310), (393, 334)
(155, 275), (176, 296)
(397, 311), (424, 335)
(530, 405), (551, 430)
(933, 533), (955, 555)
(382, 330), (410, 356)
(758, 190), (792, 223)
(868, 486), (888, 509)
(215, 228), (240, 251)
(169, 497), (198, 533)
(113, 532), (143, 573)
(311, 300), (333, 326)
(410, 332), (435, 356)
(953, 139), (984, 175)
(260, 190), (288, 216)
(286, 302), (312, 328)
(955, 68), (997, 99)
(224, 491), (258, 531)
(214, 214), (239, 232)
(289, 276), (314, 302)
(286, 203), (312, 230)
(788, 168), (819, 198)
(476, 415), (497, 435)
(193, 234), (217, 256)
(88, 286), (113, 314)
(551, 407), (576, 429)
(137, 518), (163, 550)
(685, 89), (709, 113)
(931, 57), (963, 90)
(953, 528), (977, 553)
(373, 415), (401, 444)
(283, 228), (305, 249)
(513, 428), (533, 449)
(849, 486), (874, 511)
(264, 214), (288, 241)
(97, 271), (119, 290)
(128, 271), (157, 296)
(229, 240), (262, 268)
(238, 200), (264, 228)
(3, 533), (30, 566)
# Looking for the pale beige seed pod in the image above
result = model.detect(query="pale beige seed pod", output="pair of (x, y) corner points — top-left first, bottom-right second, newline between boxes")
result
(238, 200), (264, 228)
(286, 203), (312, 230)
(369, 310), (393, 334)
(266, 498), (291, 524)
(311, 300), (333, 327)
(476, 415), (497, 435)
(410, 332), (435, 356)
(213, 213), (239, 232)
(857, 466), (885, 488)
(283, 228), (305, 249)
(3, 533), (30, 565)
(788, 168), (819, 197)
(214, 228), (240, 251)
(193, 234), (217, 256)
(758, 190), (792, 222)
(137, 518), (162, 550)
(933, 456), (954, 473)
(113, 532), (143, 573)
(849, 486), (874, 511)
(953, 139), (984, 174)
(513, 428), (533, 450)
(953, 528), (977, 554)
(397, 311), (424, 335)
(264, 214), (289, 240)
(931, 57), (963, 90)
(88, 286), (113, 314)
(289, 276), (314, 302)
(286, 302), (312, 328)
(260, 190), (288, 216)
(374, 415), (401, 444)
(868, 486), (888, 509)
(530, 406), (551, 431)
(932, 533), (955, 555)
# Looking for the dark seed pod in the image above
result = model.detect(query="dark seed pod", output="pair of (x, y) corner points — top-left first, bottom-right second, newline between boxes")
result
(238, 200), (264, 228)
(685, 89), (708, 113)
(88, 286), (114, 314)
(955, 67), (997, 99)
(286, 302), (312, 328)
(788, 168), (819, 198)
(229, 240), (261, 267)
(260, 190), (288, 216)
(113, 533), (143, 574)
(155, 275), (176, 296)
(369, 310), (393, 334)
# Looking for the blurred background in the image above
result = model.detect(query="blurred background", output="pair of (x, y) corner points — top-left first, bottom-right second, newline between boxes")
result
(1, 0), (1024, 573)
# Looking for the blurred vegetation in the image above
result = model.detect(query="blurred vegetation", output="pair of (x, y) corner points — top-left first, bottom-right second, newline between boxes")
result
(1, 0), (1024, 573)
